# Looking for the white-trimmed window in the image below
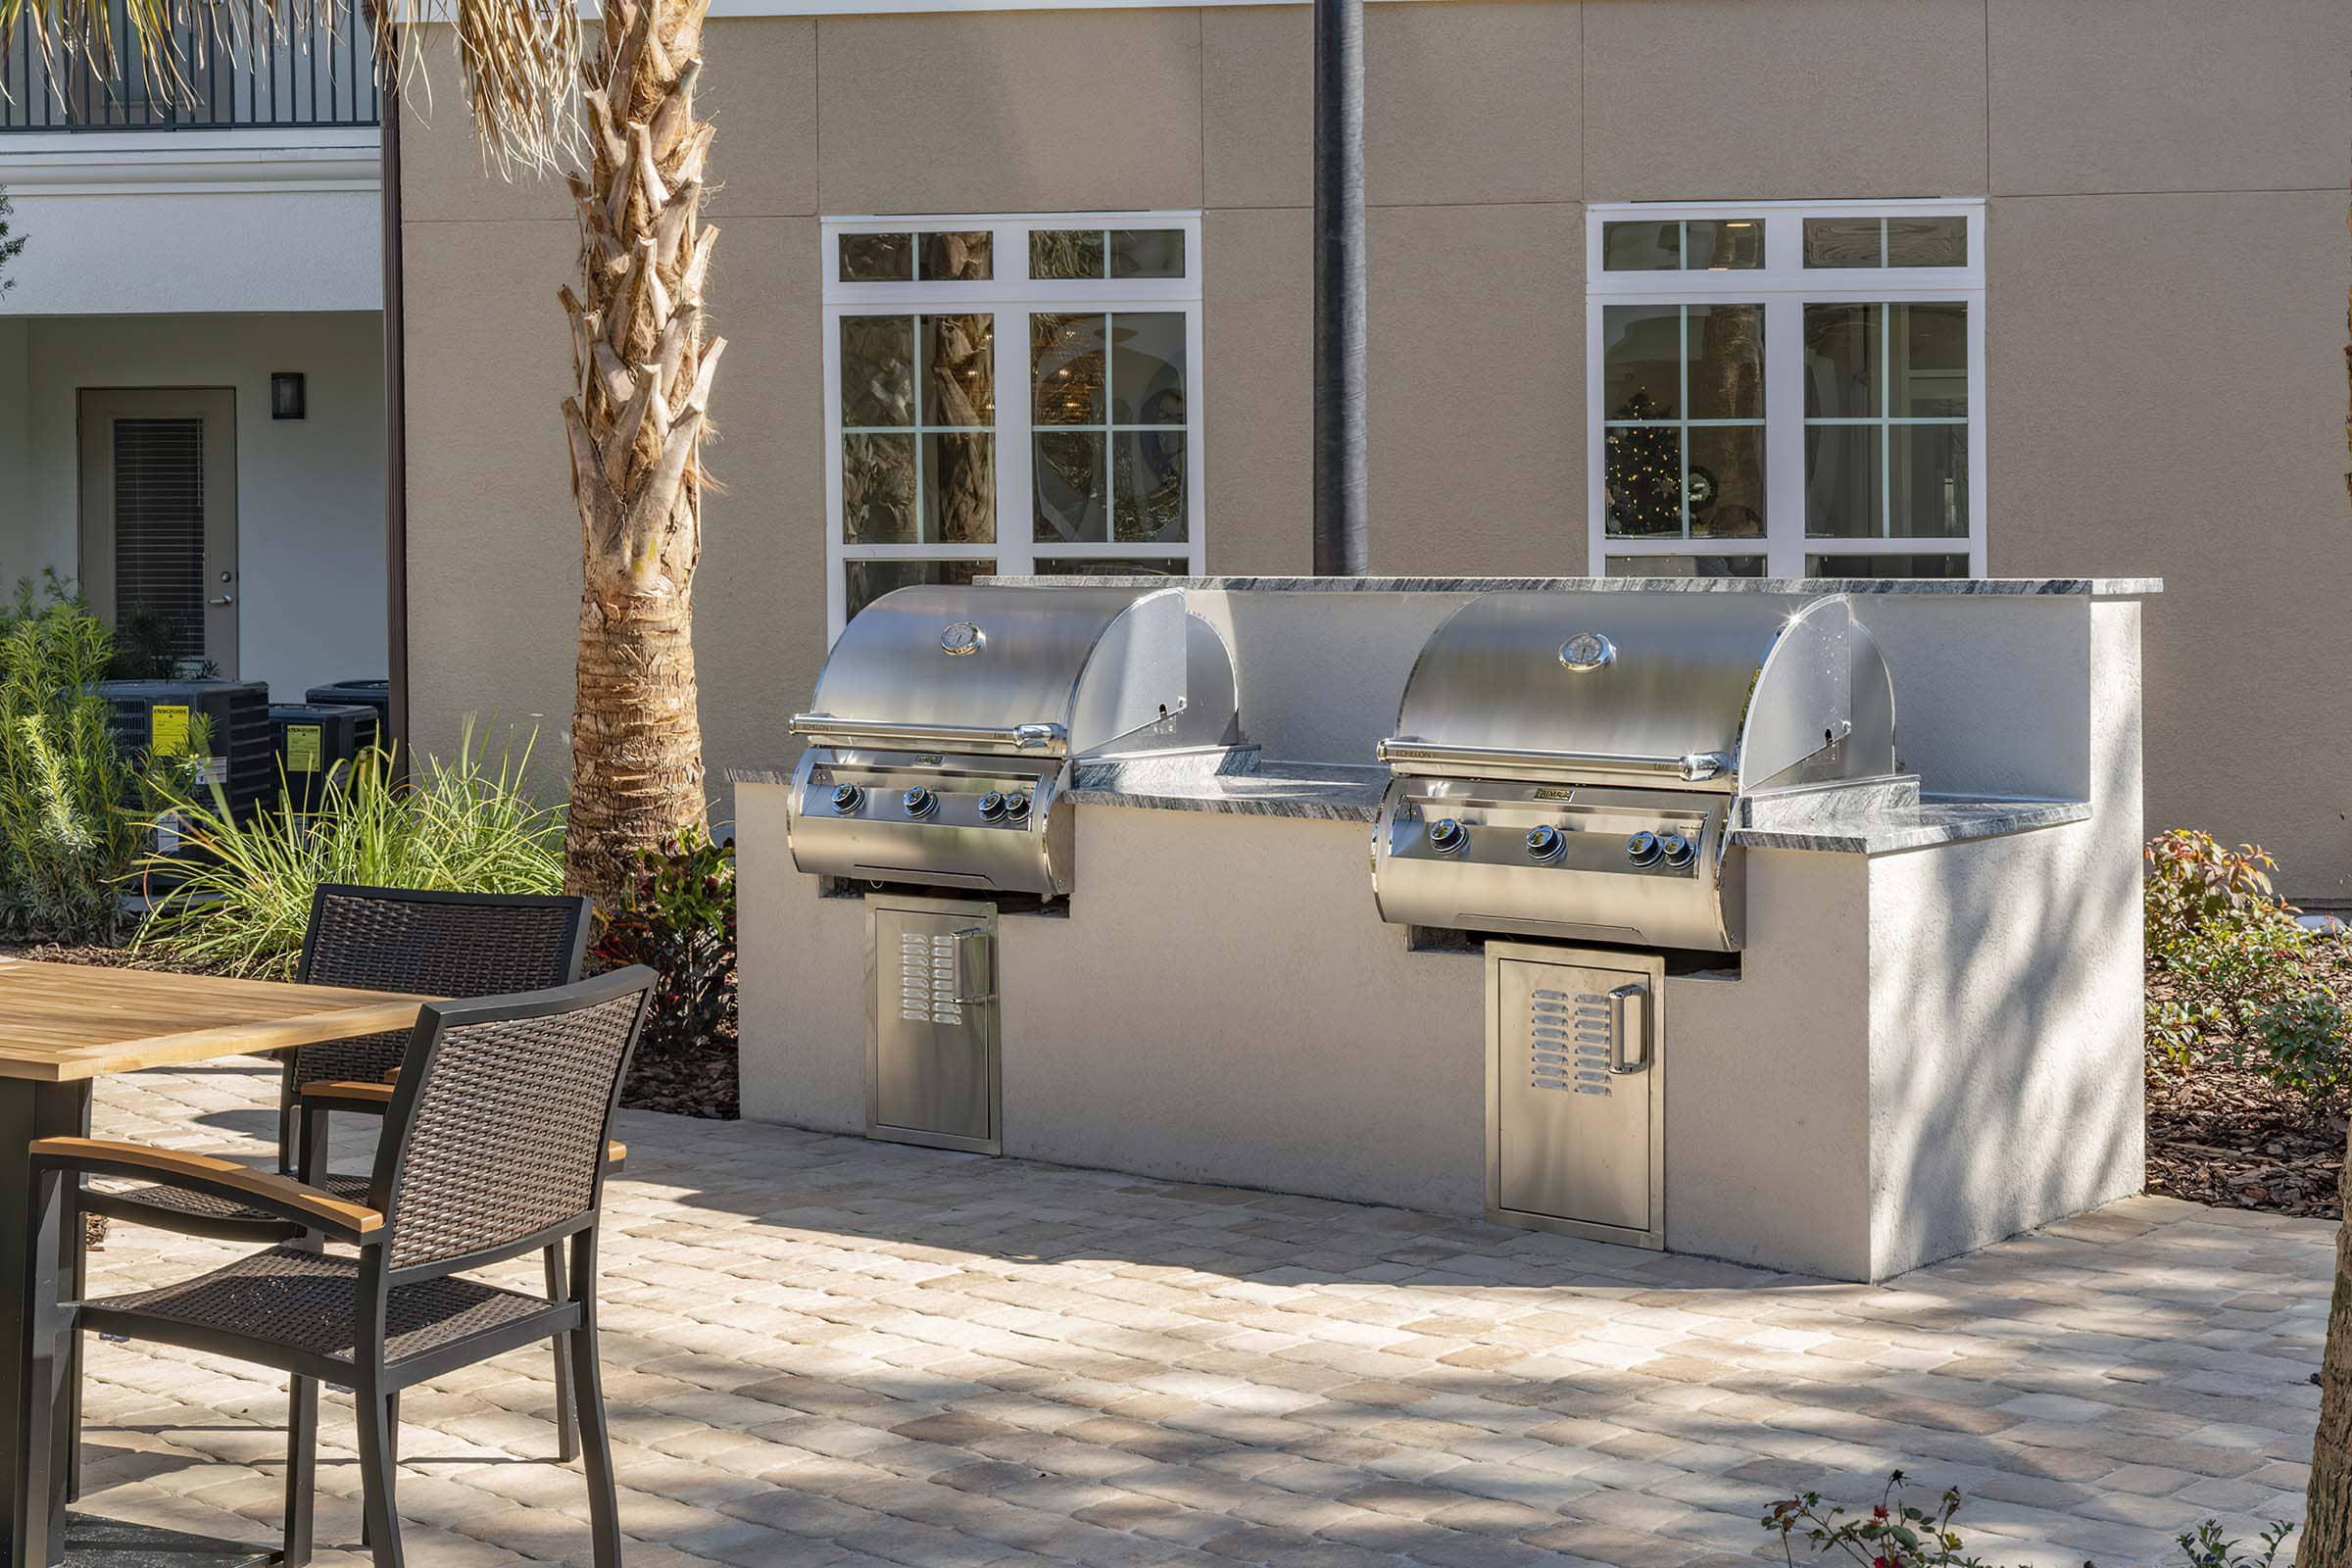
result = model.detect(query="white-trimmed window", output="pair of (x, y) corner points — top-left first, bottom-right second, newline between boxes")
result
(1586, 200), (1985, 579)
(822, 213), (1205, 633)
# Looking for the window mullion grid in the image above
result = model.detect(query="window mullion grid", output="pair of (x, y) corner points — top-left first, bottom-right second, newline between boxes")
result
(1001, 306), (1035, 577)
(823, 308), (846, 632)
(1879, 301), (1891, 542)
(1676, 305), (1691, 541)
(911, 314), (928, 553)
(1185, 301), (1206, 572)
(1763, 295), (1804, 576)
(1102, 312), (1115, 544)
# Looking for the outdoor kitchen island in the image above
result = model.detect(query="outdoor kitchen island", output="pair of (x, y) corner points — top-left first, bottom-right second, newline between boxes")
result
(735, 575), (2158, 1284)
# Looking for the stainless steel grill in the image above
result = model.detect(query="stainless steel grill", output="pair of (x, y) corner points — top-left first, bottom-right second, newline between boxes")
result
(786, 584), (1239, 897)
(1372, 592), (1896, 950)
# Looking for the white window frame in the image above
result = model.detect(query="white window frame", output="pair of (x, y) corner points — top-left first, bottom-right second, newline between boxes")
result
(821, 211), (1206, 637)
(1585, 198), (1987, 578)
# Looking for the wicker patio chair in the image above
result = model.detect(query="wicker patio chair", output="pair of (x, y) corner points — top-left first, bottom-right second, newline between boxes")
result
(21, 967), (656, 1568)
(80, 885), (597, 1462)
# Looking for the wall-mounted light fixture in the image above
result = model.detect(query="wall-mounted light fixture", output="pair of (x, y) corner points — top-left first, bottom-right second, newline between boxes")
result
(270, 372), (306, 420)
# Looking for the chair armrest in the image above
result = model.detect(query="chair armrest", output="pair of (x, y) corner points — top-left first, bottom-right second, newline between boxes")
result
(299, 1079), (395, 1110)
(30, 1138), (383, 1243)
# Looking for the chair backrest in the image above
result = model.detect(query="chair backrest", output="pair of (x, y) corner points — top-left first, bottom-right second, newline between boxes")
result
(373, 967), (655, 1273)
(292, 885), (592, 1086)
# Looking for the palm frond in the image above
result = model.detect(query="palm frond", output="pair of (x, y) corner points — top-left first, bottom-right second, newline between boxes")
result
(0, 0), (581, 175)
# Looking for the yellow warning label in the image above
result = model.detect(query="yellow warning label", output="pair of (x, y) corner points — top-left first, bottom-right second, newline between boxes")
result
(286, 724), (322, 774)
(150, 705), (192, 757)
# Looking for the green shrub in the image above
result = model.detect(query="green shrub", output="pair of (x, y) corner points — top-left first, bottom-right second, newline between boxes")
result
(135, 725), (564, 977)
(0, 577), (189, 943)
(587, 824), (735, 1051)
(1761, 1470), (2292, 1567)
(2238, 987), (2352, 1106)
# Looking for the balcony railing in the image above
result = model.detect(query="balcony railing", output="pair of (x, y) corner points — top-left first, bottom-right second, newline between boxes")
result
(2, 0), (380, 131)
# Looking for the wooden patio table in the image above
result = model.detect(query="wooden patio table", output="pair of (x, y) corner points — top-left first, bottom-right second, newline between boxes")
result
(0, 957), (433, 1567)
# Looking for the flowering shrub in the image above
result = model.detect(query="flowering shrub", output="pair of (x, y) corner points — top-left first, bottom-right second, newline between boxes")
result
(2143, 831), (2350, 1112)
(1762, 1471), (2292, 1567)
(2144, 830), (2291, 960)
(587, 825), (736, 1051)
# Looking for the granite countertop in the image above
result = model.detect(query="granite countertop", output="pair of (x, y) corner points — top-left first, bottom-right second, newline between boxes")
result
(1065, 757), (1387, 822)
(1729, 779), (2090, 854)
(980, 574), (2163, 598)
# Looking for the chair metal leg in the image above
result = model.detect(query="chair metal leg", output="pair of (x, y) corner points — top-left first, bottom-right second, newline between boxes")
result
(283, 1375), (317, 1568)
(355, 1383), (403, 1568)
(361, 1392), (400, 1551)
(544, 1247), (579, 1463)
(566, 1235), (620, 1568)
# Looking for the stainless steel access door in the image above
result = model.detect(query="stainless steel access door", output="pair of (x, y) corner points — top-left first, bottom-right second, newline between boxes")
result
(1486, 941), (1664, 1249)
(866, 895), (1001, 1154)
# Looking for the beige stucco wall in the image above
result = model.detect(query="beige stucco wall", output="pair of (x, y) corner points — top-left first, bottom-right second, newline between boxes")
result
(402, 1), (2352, 890)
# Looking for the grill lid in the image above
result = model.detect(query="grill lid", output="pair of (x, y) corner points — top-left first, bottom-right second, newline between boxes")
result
(1379, 591), (1892, 792)
(793, 585), (1193, 758)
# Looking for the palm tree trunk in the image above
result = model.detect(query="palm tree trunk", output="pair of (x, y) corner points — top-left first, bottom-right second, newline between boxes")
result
(559, 0), (724, 906)
(2309, 1179), (2352, 1564)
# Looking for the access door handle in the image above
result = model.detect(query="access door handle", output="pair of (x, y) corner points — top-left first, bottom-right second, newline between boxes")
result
(1608, 983), (1651, 1075)
(951, 927), (996, 1004)
(208, 595), (233, 606)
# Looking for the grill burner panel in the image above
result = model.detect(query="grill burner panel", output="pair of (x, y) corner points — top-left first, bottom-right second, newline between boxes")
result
(1374, 592), (1895, 952)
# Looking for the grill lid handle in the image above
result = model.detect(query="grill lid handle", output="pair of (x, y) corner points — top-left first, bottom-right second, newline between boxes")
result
(1376, 737), (1734, 785)
(790, 713), (1070, 756)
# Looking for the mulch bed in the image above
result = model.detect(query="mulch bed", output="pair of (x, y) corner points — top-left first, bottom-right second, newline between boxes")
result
(2143, 932), (2351, 1221)
(2, 940), (741, 1121)
(621, 1007), (740, 1120)
(2147, 1049), (2344, 1219)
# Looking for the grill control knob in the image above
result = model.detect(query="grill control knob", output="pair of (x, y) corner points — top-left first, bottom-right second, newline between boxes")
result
(1427, 817), (1468, 856)
(901, 786), (939, 820)
(1658, 830), (1695, 868)
(977, 790), (1008, 821)
(1625, 830), (1661, 866)
(1004, 793), (1033, 821)
(830, 783), (864, 813)
(1524, 824), (1567, 863)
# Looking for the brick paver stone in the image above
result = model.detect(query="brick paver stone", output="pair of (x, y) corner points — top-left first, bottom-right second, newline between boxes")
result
(61, 1064), (2328, 1568)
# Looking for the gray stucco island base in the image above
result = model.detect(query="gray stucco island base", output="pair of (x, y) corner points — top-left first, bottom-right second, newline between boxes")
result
(736, 579), (2152, 1284)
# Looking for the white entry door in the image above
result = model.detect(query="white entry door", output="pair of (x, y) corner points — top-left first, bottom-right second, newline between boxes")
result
(76, 388), (239, 677)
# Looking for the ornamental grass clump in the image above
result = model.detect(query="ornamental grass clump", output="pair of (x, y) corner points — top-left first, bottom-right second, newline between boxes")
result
(136, 724), (564, 977)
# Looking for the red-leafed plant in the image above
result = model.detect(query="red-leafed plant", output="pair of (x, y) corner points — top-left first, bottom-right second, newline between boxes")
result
(588, 824), (735, 1052)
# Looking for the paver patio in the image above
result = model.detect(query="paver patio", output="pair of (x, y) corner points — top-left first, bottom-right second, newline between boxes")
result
(68, 1060), (2327, 1568)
